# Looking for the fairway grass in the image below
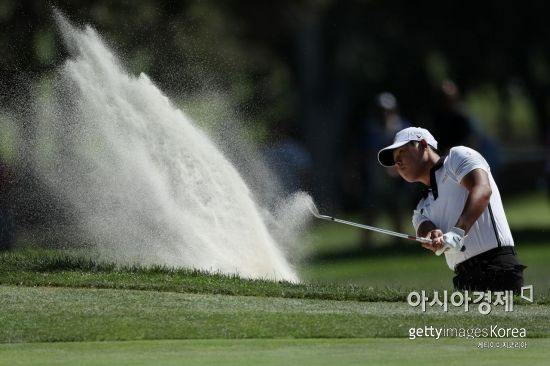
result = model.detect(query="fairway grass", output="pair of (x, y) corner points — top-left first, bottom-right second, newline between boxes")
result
(1, 285), (549, 343)
(2, 248), (549, 303)
(1, 244), (550, 366)
(1, 338), (549, 366)
(0, 248), (410, 303)
(0, 194), (547, 365)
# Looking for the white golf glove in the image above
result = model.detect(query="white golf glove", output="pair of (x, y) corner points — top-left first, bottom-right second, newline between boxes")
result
(435, 227), (466, 256)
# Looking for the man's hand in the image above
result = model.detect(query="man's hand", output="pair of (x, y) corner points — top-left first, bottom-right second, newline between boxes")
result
(421, 229), (445, 253)
(435, 227), (466, 256)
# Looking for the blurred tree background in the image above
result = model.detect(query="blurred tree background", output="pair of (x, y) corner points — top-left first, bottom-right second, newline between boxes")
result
(1, 0), (549, 248)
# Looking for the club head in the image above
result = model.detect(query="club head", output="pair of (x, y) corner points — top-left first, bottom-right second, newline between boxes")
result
(305, 196), (321, 218)
(306, 197), (333, 220)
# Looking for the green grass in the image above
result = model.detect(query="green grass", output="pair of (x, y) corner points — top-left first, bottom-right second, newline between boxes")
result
(302, 191), (550, 297)
(1, 338), (549, 366)
(1, 249), (549, 346)
(504, 192), (550, 229)
(1, 285), (549, 343)
(0, 192), (548, 365)
(1, 248), (548, 303)
(301, 243), (550, 296)
(0, 249), (409, 302)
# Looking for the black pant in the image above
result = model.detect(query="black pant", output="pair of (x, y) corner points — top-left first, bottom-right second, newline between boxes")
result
(453, 246), (526, 293)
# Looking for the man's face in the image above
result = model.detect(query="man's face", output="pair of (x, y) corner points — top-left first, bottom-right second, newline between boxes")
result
(392, 141), (424, 182)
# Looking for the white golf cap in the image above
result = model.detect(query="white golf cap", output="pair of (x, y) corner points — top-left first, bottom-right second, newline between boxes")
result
(377, 127), (438, 167)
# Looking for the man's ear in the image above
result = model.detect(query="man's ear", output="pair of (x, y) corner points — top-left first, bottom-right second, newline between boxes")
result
(419, 139), (429, 149)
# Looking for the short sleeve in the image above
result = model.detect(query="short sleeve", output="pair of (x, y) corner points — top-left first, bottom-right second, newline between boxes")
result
(447, 146), (489, 183)
(412, 199), (431, 233)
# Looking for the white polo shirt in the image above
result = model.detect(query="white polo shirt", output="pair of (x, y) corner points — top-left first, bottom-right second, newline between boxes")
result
(412, 146), (514, 271)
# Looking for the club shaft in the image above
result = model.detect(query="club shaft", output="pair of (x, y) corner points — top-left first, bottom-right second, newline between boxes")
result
(316, 215), (432, 244)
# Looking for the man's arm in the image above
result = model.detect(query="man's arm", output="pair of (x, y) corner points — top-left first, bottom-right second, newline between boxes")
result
(427, 168), (491, 253)
(417, 168), (491, 254)
(455, 168), (492, 234)
(417, 220), (437, 237)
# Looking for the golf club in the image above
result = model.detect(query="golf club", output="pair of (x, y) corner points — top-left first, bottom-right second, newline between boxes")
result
(307, 199), (433, 245)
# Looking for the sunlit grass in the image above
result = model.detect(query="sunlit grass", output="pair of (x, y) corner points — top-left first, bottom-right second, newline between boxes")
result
(504, 192), (550, 229)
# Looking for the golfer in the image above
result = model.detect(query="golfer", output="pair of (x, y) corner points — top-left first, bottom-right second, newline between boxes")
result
(377, 127), (525, 292)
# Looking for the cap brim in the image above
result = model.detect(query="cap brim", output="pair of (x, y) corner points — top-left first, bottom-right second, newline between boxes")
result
(377, 141), (409, 167)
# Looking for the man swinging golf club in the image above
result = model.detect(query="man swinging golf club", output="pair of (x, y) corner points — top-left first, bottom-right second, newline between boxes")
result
(377, 127), (525, 292)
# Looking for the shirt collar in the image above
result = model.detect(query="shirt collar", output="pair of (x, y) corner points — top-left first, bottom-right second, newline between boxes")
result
(423, 156), (446, 200)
